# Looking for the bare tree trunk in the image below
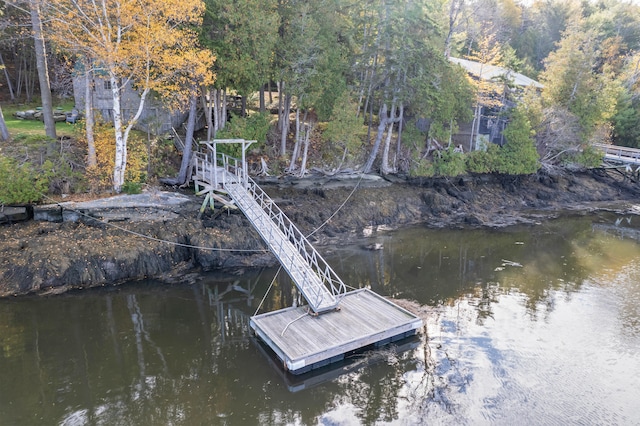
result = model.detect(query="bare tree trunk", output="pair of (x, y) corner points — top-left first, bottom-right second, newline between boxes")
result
(85, 62), (96, 167)
(280, 93), (291, 157)
(277, 81), (283, 131)
(29, 0), (56, 139)
(213, 88), (220, 136)
(289, 107), (301, 171)
(112, 75), (150, 192)
(381, 99), (397, 175)
(363, 102), (388, 174)
(259, 85), (265, 113)
(444, 0), (465, 57)
(469, 103), (481, 151)
(0, 106), (10, 141)
(178, 93), (198, 185)
(393, 102), (404, 170)
(201, 88), (213, 141)
(221, 89), (227, 130)
(298, 121), (313, 177)
(0, 53), (15, 101)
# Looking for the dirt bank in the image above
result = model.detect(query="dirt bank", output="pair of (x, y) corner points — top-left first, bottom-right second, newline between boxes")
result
(1, 170), (639, 297)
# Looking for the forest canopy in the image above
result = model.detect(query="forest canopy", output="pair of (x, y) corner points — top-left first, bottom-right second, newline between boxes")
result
(1, 0), (639, 199)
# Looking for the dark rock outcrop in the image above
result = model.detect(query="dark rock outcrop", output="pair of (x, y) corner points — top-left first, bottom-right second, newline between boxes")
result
(1, 171), (639, 297)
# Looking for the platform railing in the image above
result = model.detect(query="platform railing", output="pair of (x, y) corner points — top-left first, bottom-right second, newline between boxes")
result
(594, 143), (640, 165)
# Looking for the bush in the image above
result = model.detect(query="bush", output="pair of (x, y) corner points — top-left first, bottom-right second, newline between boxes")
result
(433, 147), (467, 177)
(0, 155), (50, 204)
(573, 145), (604, 168)
(495, 108), (539, 175)
(322, 97), (365, 169)
(216, 112), (271, 157)
(466, 144), (500, 173)
(83, 123), (148, 191)
(121, 181), (143, 194)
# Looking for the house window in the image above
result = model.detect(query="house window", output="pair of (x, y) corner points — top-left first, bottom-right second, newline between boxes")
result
(104, 80), (112, 90)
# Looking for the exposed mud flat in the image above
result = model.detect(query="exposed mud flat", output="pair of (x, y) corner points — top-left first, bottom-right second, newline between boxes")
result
(1, 170), (639, 297)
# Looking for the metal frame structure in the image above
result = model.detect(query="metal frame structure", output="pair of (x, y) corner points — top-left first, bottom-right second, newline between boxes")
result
(192, 139), (346, 313)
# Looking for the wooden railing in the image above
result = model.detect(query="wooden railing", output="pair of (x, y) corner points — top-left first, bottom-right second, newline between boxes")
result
(594, 143), (640, 165)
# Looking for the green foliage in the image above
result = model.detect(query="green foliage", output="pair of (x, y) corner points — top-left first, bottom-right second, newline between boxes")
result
(432, 147), (467, 177)
(409, 158), (435, 178)
(215, 112), (271, 158)
(217, 112), (270, 141)
(495, 108), (540, 174)
(121, 181), (143, 194)
(573, 145), (604, 168)
(466, 144), (500, 174)
(322, 96), (364, 167)
(0, 155), (50, 204)
(612, 93), (640, 148)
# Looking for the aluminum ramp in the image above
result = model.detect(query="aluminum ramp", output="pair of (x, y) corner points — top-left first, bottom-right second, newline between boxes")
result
(224, 178), (346, 313)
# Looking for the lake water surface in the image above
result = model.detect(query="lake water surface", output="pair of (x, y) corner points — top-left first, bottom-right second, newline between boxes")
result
(1, 211), (639, 425)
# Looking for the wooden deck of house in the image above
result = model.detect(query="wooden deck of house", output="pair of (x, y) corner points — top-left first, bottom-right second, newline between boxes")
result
(192, 140), (423, 375)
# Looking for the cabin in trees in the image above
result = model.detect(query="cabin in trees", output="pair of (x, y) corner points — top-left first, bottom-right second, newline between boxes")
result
(72, 76), (190, 135)
(448, 57), (543, 151)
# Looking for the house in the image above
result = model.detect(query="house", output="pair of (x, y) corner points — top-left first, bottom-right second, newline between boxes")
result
(72, 70), (190, 135)
(448, 57), (543, 151)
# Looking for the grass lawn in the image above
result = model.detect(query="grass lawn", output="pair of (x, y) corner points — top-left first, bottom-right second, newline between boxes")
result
(2, 102), (78, 139)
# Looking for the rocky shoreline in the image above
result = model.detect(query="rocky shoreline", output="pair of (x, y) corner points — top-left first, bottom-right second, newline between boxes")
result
(1, 170), (639, 297)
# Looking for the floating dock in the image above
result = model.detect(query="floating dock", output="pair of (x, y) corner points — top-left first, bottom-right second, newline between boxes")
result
(193, 140), (423, 375)
(250, 288), (422, 374)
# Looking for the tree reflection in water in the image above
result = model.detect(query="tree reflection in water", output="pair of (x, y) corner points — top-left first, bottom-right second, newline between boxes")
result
(2, 213), (640, 424)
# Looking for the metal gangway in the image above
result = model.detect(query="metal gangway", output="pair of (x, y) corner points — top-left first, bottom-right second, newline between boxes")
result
(192, 139), (347, 314)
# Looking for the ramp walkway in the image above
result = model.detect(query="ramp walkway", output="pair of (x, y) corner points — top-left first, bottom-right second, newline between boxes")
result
(224, 179), (344, 313)
(594, 143), (640, 167)
(191, 139), (422, 374)
(192, 139), (345, 313)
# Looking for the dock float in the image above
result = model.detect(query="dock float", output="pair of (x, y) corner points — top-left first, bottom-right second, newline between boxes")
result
(250, 288), (422, 374)
(192, 140), (423, 375)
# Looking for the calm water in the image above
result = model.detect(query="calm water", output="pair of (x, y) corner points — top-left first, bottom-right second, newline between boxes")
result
(1, 212), (640, 425)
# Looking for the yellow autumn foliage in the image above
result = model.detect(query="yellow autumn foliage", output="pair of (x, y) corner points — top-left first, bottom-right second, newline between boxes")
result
(83, 123), (147, 191)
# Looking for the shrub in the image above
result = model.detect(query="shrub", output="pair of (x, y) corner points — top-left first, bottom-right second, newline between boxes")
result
(216, 112), (271, 157)
(322, 97), (365, 169)
(466, 144), (500, 173)
(573, 145), (604, 169)
(495, 108), (539, 175)
(0, 155), (50, 204)
(433, 147), (467, 176)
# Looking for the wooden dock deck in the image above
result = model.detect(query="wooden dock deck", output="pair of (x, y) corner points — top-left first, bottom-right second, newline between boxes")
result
(250, 288), (423, 375)
(192, 140), (423, 377)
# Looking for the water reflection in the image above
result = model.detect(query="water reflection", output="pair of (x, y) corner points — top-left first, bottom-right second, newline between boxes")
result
(1, 214), (640, 424)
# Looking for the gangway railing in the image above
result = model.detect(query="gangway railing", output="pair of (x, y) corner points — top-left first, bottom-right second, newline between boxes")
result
(226, 177), (347, 312)
(191, 139), (347, 313)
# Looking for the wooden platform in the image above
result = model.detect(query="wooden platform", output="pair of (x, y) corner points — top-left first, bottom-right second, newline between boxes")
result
(250, 289), (423, 374)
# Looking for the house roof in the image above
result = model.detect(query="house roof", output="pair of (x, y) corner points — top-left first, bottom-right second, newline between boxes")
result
(449, 56), (544, 89)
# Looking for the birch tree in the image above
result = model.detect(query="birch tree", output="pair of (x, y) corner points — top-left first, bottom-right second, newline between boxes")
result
(0, 105), (9, 142)
(47, 0), (214, 192)
(28, 0), (56, 139)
